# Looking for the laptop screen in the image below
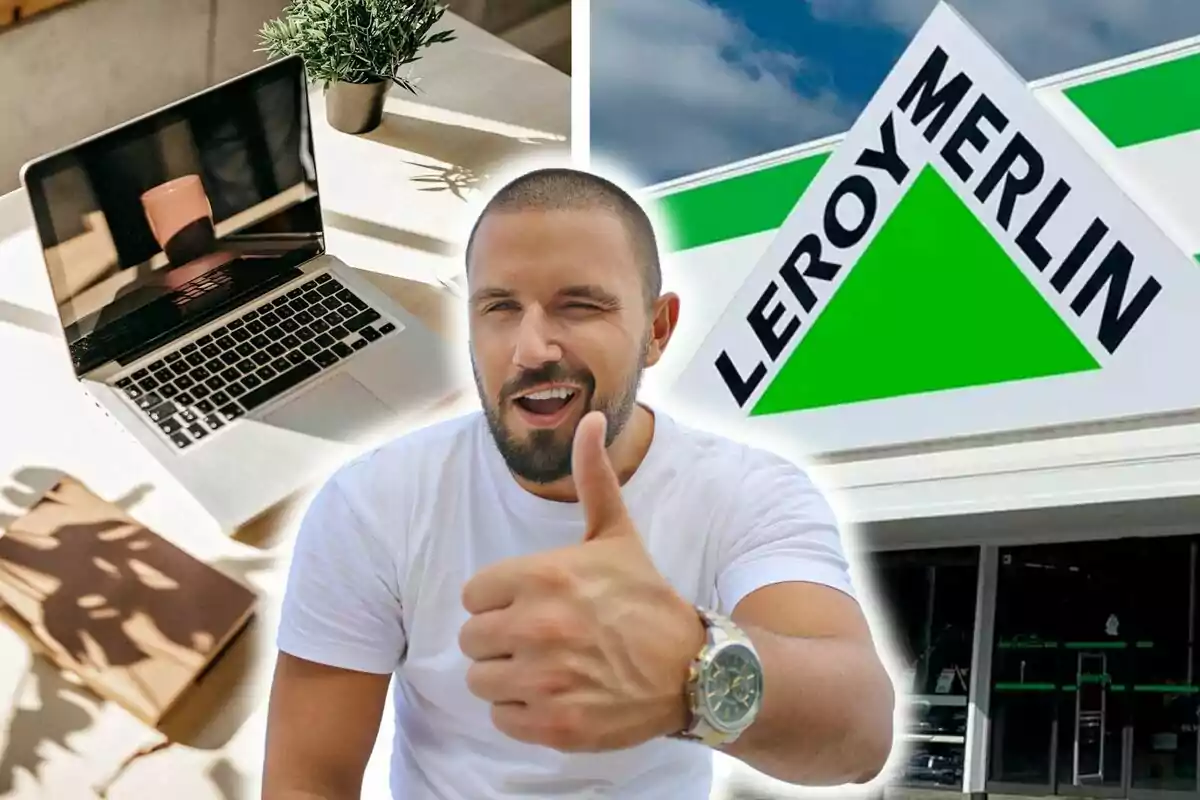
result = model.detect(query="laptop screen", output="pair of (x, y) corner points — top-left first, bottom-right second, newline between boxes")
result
(23, 55), (323, 377)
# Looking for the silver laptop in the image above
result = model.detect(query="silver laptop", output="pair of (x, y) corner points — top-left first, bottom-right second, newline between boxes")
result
(20, 55), (455, 533)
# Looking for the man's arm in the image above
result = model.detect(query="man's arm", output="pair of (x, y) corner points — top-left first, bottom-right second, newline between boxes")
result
(706, 451), (896, 786)
(263, 654), (391, 799)
(262, 465), (408, 799)
(720, 581), (895, 786)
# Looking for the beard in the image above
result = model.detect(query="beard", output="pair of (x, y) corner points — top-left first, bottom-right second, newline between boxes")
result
(472, 344), (648, 484)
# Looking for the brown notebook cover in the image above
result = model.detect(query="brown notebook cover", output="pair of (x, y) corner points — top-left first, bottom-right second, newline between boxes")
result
(0, 477), (256, 726)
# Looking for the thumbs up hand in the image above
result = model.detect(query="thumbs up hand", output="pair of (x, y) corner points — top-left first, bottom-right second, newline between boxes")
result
(572, 410), (638, 542)
(458, 411), (706, 753)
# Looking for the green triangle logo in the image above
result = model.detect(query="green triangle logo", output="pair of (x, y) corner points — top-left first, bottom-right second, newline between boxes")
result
(750, 165), (1102, 417)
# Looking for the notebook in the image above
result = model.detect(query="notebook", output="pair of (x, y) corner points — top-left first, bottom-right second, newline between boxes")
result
(0, 476), (256, 725)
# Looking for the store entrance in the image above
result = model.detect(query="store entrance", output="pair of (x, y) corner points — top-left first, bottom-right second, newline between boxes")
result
(986, 536), (1199, 799)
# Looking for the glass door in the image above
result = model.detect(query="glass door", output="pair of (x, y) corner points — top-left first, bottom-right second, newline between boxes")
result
(1050, 538), (1131, 798)
(1127, 538), (1199, 800)
(988, 540), (1134, 798)
(987, 548), (1064, 795)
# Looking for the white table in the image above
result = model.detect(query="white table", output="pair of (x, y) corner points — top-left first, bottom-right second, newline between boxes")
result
(0, 13), (567, 799)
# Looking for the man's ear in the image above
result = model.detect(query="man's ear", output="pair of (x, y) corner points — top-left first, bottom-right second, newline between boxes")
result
(643, 292), (680, 367)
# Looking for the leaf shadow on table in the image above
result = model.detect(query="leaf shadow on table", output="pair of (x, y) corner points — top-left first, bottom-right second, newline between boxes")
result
(0, 466), (152, 796)
(406, 161), (484, 202)
(0, 659), (99, 796)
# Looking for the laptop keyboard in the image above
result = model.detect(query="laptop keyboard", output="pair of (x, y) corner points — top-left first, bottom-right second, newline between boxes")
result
(113, 273), (398, 450)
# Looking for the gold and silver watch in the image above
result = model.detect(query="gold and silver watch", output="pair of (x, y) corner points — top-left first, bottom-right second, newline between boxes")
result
(672, 607), (764, 747)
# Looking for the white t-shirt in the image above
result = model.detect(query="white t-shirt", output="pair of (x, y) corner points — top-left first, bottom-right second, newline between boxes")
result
(276, 408), (856, 799)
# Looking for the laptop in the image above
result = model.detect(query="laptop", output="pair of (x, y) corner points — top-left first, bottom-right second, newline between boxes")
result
(20, 55), (456, 533)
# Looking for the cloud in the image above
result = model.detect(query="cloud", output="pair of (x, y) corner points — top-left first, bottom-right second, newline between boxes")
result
(590, 0), (857, 186)
(808, 0), (1200, 80)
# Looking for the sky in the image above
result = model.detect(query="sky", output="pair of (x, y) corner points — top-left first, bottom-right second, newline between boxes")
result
(590, 0), (1200, 187)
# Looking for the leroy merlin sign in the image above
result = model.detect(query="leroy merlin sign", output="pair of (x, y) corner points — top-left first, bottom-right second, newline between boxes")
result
(672, 2), (1200, 454)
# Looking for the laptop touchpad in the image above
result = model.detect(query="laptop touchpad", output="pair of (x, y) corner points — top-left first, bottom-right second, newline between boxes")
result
(262, 373), (394, 444)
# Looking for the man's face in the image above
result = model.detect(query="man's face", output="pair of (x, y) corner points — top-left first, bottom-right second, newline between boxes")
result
(467, 208), (654, 484)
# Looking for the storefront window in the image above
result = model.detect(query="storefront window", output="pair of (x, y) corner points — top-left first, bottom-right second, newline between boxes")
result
(869, 547), (980, 790)
(1129, 538), (1198, 793)
(989, 547), (1066, 789)
(988, 535), (1200, 797)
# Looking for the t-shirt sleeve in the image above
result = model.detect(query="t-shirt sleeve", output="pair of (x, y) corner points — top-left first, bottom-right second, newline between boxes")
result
(715, 452), (856, 616)
(275, 471), (406, 675)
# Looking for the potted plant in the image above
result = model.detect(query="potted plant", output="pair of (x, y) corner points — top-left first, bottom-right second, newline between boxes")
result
(259, 0), (456, 135)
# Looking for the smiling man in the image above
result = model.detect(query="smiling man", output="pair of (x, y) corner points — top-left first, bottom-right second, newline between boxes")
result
(262, 167), (896, 799)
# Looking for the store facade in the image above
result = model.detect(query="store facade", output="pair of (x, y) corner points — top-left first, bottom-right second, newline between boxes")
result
(644, 4), (1200, 798)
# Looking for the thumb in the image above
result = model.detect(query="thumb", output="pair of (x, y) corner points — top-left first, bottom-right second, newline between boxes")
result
(572, 411), (632, 540)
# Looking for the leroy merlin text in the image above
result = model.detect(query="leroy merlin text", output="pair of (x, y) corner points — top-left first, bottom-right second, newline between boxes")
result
(717, 46), (1163, 408)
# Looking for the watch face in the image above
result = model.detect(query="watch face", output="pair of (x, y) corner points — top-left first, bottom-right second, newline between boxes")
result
(701, 643), (762, 730)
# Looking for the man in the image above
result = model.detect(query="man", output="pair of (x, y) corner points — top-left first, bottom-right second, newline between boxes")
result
(263, 167), (896, 799)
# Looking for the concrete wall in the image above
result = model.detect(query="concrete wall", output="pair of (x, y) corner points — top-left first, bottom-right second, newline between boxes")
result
(448, 0), (570, 73)
(0, 0), (288, 194)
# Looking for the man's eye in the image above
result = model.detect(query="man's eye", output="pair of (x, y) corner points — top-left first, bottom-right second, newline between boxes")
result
(484, 302), (519, 312)
(563, 303), (599, 311)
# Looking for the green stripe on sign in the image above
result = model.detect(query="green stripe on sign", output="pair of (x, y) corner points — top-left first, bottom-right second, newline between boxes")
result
(654, 153), (829, 251)
(1064, 51), (1200, 148)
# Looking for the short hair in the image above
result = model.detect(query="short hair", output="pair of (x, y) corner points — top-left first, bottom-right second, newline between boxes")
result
(464, 167), (662, 306)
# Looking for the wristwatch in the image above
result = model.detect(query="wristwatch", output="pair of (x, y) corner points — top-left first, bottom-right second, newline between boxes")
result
(672, 607), (764, 747)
